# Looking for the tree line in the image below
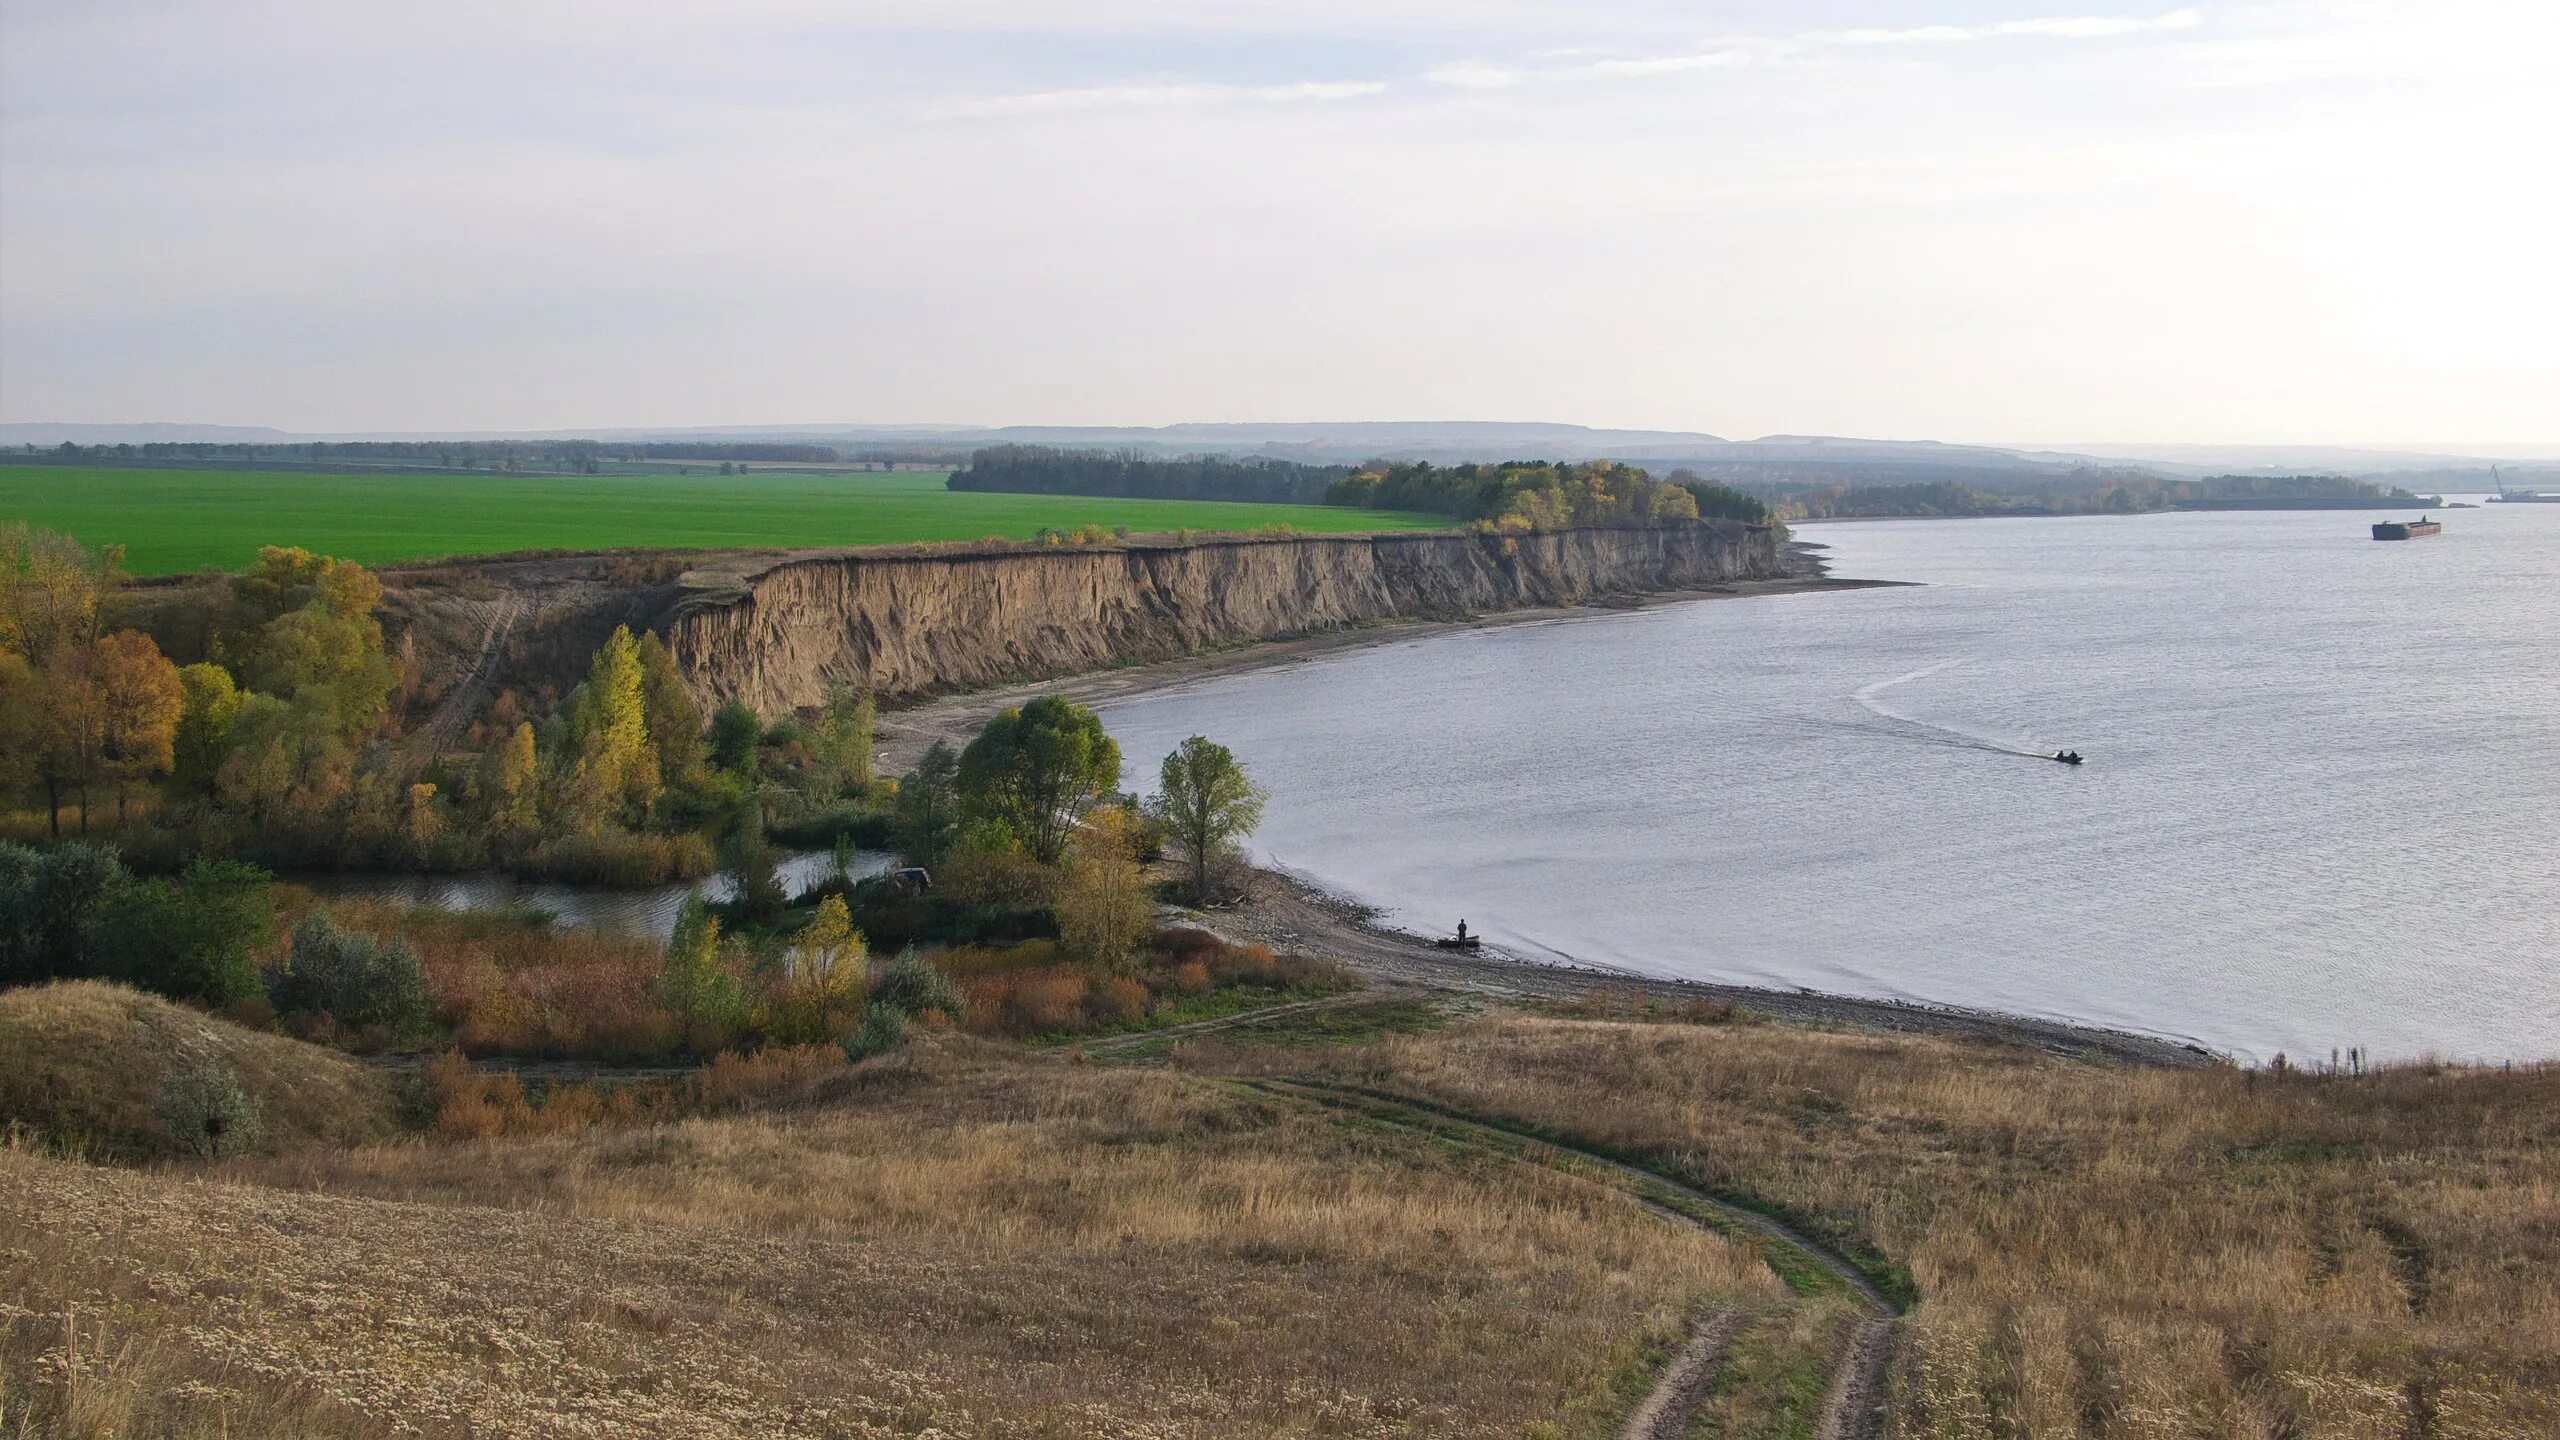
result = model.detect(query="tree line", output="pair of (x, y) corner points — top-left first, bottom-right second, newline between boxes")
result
(22, 440), (851, 469)
(950, 449), (1774, 530)
(1745, 471), (2434, 521)
(952, 446), (1352, 505)
(1326, 460), (1771, 529)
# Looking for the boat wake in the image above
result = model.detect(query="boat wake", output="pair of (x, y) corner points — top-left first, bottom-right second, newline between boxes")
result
(1845, 660), (2058, 760)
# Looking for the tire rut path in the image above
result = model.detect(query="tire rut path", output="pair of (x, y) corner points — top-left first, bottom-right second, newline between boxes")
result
(1248, 1079), (1901, 1440)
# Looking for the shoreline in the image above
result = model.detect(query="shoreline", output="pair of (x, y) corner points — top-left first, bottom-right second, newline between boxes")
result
(874, 573), (1900, 771)
(877, 573), (2221, 1069)
(1204, 865), (2220, 1070)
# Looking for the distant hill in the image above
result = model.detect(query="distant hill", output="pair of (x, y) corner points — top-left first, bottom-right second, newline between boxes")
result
(0, 421), (295, 446)
(11, 419), (2550, 485)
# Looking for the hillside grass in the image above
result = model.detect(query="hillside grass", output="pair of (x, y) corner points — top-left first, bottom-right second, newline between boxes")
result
(0, 466), (1444, 576)
(0, 981), (401, 1159)
(1, 1037), (1776, 1439)
(1216, 1017), (2560, 1439)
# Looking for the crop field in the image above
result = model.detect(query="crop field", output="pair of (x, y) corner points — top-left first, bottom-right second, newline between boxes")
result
(0, 466), (1444, 576)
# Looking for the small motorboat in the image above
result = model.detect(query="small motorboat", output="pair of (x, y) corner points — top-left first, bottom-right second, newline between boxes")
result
(2052, 750), (2084, 766)
(1434, 919), (1484, 951)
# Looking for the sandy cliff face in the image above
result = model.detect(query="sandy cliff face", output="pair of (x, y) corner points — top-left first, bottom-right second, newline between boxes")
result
(666, 522), (1787, 713)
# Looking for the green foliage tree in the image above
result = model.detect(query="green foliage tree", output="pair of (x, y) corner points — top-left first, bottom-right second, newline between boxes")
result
(267, 913), (431, 1038)
(632, 630), (703, 781)
(87, 859), (276, 1006)
(171, 662), (244, 795)
(868, 948), (965, 1021)
(1147, 735), (1269, 904)
(809, 679), (875, 795)
(844, 1004), (906, 1061)
(956, 696), (1121, 865)
(719, 827), (788, 931)
(708, 698), (763, 777)
(893, 740), (962, 863)
(0, 841), (124, 987)
(656, 898), (741, 1050)
(240, 552), (396, 742)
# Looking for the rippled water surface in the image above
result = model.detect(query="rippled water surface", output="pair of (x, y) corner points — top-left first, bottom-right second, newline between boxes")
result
(1100, 504), (2560, 1062)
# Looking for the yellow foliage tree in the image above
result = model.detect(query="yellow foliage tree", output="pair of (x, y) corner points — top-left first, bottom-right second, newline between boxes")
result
(1057, 805), (1153, 967)
(94, 629), (184, 823)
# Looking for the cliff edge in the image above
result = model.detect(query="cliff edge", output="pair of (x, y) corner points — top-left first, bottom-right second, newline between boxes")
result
(665, 521), (1792, 713)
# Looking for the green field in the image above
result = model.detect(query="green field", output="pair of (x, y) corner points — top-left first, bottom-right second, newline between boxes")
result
(0, 467), (1445, 577)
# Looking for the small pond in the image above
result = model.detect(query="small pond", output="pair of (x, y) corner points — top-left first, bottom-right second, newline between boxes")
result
(289, 849), (895, 939)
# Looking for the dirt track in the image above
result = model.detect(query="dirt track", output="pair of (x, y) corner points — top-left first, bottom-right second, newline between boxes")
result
(1254, 1080), (1901, 1440)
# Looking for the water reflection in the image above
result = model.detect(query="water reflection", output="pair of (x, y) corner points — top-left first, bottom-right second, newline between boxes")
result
(289, 850), (892, 939)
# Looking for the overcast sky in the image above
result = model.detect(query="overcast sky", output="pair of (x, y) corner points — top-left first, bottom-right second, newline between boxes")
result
(2, 1), (2553, 443)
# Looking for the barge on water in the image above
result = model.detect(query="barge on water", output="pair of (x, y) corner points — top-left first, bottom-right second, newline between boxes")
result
(2372, 517), (2443, 540)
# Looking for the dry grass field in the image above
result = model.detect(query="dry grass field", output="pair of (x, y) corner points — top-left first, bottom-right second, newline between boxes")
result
(1211, 1015), (2560, 1439)
(1, 1031), (1776, 1439)
(6, 984), (2555, 1438)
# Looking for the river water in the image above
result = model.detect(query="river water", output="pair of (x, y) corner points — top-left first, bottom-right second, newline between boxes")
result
(1098, 502), (2560, 1063)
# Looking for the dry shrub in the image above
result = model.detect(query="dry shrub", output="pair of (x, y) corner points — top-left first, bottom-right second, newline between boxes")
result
(945, 930), (1350, 1040)
(1092, 977), (1150, 1023)
(1002, 971), (1089, 1035)
(688, 1045), (847, 1112)
(423, 1051), (684, 1140)
(298, 901), (683, 1062)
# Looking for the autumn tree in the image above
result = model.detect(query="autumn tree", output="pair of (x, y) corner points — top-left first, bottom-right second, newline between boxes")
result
(1056, 805), (1152, 966)
(237, 550), (396, 741)
(479, 720), (541, 841)
(565, 626), (659, 829)
(0, 523), (119, 669)
(957, 696), (1121, 864)
(93, 630), (184, 822)
(0, 527), (123, 833)
(771, 894), (867, 1041)
(1147, 736), (1268, 904)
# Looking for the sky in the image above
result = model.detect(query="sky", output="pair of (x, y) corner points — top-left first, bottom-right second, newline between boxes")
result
(1, 1), (2554, 445)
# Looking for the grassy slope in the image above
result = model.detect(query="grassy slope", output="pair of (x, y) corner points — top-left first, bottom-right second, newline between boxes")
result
(0, 981), (401, 1158)
(1, 1038), (1773, 1439)
(0, 466), (1444, 576)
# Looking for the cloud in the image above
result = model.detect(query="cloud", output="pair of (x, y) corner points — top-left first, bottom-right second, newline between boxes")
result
(930, 79), (1387, 121)
(1426, 46), (1752, 89)
(1586, 49), (1751, 77)
(1822, 9), (2201, 45)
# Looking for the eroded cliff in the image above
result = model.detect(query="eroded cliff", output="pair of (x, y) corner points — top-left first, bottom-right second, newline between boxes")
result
(665, 522), (1790, 714)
